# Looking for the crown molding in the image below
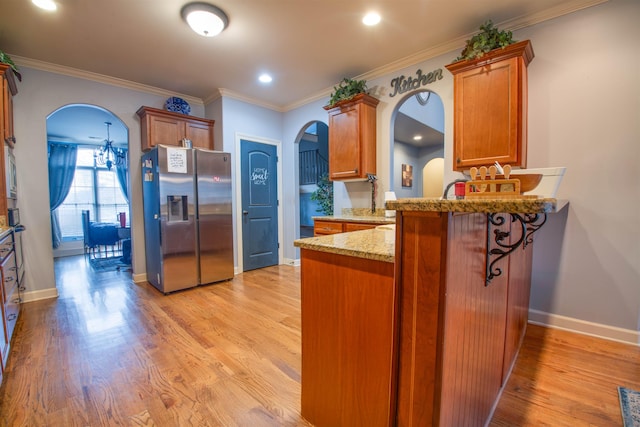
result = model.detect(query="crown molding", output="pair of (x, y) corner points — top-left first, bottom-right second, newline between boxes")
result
(208, 88), (284, 112)
(12, 55), (205, 106)
(283, 0), (609, 112)
(11, 0), (607, 114)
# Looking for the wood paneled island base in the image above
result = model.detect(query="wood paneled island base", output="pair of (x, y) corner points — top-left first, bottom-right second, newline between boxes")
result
(395, 211), (533, 426)
(296, 198), (560, 426)
(299, 248), (396, 427)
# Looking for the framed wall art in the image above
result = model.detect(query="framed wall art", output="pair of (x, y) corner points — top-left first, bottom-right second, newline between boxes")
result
(402, 164), (413, 187)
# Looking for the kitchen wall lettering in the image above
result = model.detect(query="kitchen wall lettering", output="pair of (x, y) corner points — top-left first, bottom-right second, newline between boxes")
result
(389, 68), (443, 97)
(251, 168), (269, 185)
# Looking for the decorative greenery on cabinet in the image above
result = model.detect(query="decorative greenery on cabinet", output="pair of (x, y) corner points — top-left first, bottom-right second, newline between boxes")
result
(453, 20), (516, 62)
(327, 77), (368, 108)
(0, 50), (21, 81)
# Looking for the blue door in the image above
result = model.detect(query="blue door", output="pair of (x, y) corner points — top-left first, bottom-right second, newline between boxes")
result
(241, 139), (279, 271)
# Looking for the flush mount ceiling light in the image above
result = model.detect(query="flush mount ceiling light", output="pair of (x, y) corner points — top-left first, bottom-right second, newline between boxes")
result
(181, 2), (229, 37)
(258, 73), (273, 84)
(32, 0), (57, 11)
(362, 12), (381, 26)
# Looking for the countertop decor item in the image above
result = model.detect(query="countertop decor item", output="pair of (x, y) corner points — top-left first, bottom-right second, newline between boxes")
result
(165, 96), (191, 115)
(326, 77), (369, 108)
(452, 20), (515, 62)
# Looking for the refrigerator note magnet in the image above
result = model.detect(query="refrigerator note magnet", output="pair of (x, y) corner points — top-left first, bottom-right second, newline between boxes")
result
(167, 147), (188, 174)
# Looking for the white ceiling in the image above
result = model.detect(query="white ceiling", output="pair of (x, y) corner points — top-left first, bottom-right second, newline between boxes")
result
(0, 0), (605, 144)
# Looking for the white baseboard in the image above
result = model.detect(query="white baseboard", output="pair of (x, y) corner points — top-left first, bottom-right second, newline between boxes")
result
(282, 257), (300, 267)
(21, 287), (59, 302)
(132, 272), (147, 283)
(529, 309), (639, 346)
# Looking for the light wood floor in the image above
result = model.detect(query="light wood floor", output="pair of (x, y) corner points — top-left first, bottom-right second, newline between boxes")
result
(0, 256), (638, 426)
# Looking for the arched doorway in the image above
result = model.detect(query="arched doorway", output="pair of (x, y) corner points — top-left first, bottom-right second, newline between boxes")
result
(296, 121), (329, 238)
(47, 104), (130, 274)
(391, 90), (445, 198)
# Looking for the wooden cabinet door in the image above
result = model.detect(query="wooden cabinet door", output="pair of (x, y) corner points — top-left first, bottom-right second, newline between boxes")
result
(301, 249), (395, 427)
(146, 114), (183, 150)
(313, 220), (343, 236)
(3, 77), (14, 146)
(328, 105), (360, 180)
(185, 119), (214, 149)
(325, 93), (378, 181)
(446, 40), (533, 171)
(137, 106), (215, 151)
(343, 222), (377, 232)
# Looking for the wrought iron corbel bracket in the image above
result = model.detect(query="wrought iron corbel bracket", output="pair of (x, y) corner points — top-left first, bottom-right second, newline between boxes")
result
(485, 212), (547, 285)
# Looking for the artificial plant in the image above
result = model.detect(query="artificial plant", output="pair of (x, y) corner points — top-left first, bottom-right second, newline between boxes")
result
(327, 77), (368, 107)
(310, 173), (334, 216)
(453, 20), (516, 62)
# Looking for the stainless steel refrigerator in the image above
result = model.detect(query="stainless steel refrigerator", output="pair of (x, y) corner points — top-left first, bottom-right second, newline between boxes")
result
(141, 145), (233, 293)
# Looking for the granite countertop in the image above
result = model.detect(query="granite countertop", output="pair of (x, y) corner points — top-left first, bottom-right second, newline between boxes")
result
(298, 198), (568, 263)
(294, 224), (395, 263)
(386, 197), (567, 214)
(312, 214), (395, 224)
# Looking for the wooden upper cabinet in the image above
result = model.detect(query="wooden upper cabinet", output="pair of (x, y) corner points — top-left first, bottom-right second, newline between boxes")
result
(324, 93), (379, 181)
(445, 40), (534, 171)
(185, 120), (213, 149)
(0, 64), (17, 147)
(136, 106), (214, 151)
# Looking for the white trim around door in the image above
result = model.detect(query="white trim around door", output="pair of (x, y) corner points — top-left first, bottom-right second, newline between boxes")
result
(234, 133), (284, 273)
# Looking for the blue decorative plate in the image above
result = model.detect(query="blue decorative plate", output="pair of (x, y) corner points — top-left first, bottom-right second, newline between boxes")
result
(165, 97), (191, 115)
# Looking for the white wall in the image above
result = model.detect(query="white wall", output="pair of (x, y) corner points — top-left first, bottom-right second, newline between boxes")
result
(282, 98), (330, 262)
(211, 96), (284, 269)
(283, 0), (639, 339)
(393, 142), (421, 198)
(12, 67), (204, 298)
(517, 0), (639, 337)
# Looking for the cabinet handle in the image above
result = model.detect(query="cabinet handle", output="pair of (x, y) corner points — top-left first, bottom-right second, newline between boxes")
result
(456, 158), (461, 163)
(4, 276), (15, 283)
(12, 298), (20, 304)
(7, 313), (16, 321)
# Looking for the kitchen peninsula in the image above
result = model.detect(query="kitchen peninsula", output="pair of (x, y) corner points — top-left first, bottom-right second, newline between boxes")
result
(294, 197), (566, 427)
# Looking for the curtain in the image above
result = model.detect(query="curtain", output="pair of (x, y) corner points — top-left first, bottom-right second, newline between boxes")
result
(48, 143), (78, 248)
(116, 149), (129, 202)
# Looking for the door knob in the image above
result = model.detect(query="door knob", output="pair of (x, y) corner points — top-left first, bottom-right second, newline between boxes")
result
(243, 211), (249, 215)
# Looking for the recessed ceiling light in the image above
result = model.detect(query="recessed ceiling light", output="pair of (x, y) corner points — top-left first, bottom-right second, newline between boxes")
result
(258, 74), (273, 84)
(413, 135), (423, 141)
(362, 12), (381, 26)
(181, 3), (229, 37)
(32, 0), (57, 11)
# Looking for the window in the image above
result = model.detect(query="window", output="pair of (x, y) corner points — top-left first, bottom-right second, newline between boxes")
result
(57, 147), (128, 240)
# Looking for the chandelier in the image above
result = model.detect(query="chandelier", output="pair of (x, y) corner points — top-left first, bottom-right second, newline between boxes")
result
(94, 121), (126, 171)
